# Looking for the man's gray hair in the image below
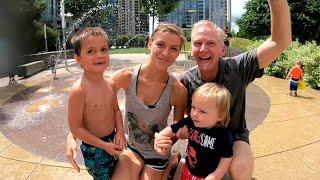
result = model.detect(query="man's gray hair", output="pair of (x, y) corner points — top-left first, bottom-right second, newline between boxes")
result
(191, 20), (225, 45)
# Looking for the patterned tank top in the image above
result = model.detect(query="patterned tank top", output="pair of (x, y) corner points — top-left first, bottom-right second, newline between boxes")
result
(125, 64), (173, 159)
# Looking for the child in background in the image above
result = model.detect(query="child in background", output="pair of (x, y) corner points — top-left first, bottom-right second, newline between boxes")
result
(223, 26), (232, 57)
(286, 60), (304, 96)
(49, 55), (57, 79)
(8, 71), (16, 85)
(154, 83), (233, 180)
(68, 27), (126, 179)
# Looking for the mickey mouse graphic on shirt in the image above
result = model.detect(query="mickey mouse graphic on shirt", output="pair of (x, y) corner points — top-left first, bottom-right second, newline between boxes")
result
(127, 112), (159, 147)
(187, 146), (197, 169)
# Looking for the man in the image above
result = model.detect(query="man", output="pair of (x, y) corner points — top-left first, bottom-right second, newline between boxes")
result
(178, 0), (291, 179)
(224, 26), (232, 39)
(223, 26), (232, 56)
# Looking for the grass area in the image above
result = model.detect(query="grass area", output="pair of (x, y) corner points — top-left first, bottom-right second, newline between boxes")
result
(110, 42), (191, 54)
(109, 38), (251, 54)
(183, 41), (191, 52)
(230, 38), (253, 51)
(184, 38), (252, 52)
(110, 48), (147, 54)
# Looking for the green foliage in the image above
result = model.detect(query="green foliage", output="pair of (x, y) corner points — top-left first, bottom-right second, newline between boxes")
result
(286, 41), (320, 88)
(236, 0), (270, 40)
(184, 31), (191, 42)
(237, 0), (320, 44)
(115, 35), (130, 47)
(19, 0), (46, 23)
(246, 40), (320, 89)
(110, 48), (147, 54)
(140, 0), (181, 16)
(22, 22), (59, 53)
(16, 0), (52, 54)
(35, 22), (59, 52)
(230, 38), (253, 52)
(140, 0), (180, 30)
(183, 42), (191, 52)
(288, 0), (320, 44)
(115, 35), (148, 48)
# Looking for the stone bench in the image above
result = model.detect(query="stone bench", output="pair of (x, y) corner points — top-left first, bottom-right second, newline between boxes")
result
(17, 61), (44, 78)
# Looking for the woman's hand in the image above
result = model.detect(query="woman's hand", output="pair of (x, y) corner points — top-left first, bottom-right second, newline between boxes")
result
(154, 132), (173, 155)
(66, 132), (80, 172)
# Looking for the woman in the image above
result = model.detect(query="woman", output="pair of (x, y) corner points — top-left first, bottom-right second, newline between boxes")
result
(66, 23), (188, 180)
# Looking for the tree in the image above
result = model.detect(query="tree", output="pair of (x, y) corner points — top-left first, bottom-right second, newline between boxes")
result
(236, 0), (269, 40)
(236, 0), (320, 44)
(18, 0), (60, 54)
(0, 0), (58, 76)
(64, 0), (120, 40)
(140, 0), (181, 31)
(19, 0), (46, 22)
(65, 0), (112, 27)
(0, 0), (23, 76)
(32, 22), (60, 52)
(289, 0), (320, 44)
(15, 0), (59, 54)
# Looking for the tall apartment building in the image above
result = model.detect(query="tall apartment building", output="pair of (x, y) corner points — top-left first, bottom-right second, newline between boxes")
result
(41, 0), (61, 29)
(41, 0), (73, 30)
(41, 0), (149, 35)
(159, 0), (229, 31)
(116, 0), (149, 35)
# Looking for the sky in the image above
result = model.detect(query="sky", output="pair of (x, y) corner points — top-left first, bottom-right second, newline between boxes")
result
(231, 0), (248, 32)
(232, 0), (248, 18)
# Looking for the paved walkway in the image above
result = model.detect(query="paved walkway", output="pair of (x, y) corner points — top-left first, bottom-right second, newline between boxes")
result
(0, 56), (319, 179)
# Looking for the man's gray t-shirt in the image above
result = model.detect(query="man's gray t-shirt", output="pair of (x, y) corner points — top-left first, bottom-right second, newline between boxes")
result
(180, 50), (262, 140)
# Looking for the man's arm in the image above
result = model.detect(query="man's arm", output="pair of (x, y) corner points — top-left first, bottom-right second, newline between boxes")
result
(257, 0), (292, 68)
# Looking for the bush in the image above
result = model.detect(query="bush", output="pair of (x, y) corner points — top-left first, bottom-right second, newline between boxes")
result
(22, 22), (59, 54)
(230, 38), (253, 52)
(246, 40), (320, 89)
(114, 34), (148, 48)
(184, 31), (191, 42)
